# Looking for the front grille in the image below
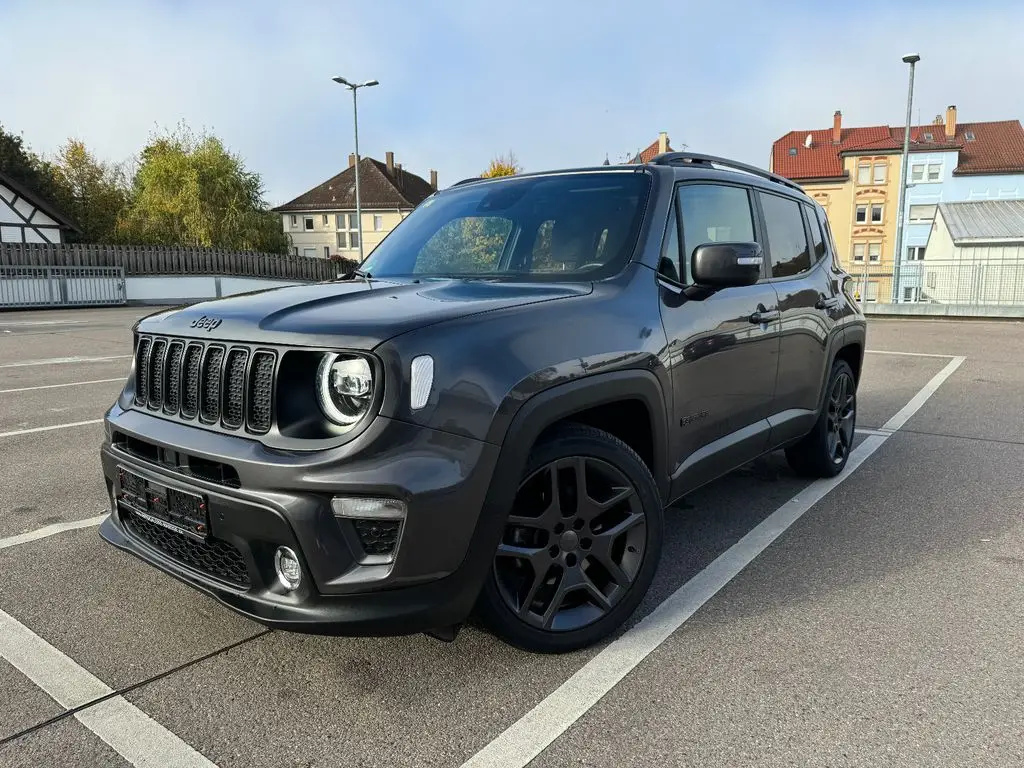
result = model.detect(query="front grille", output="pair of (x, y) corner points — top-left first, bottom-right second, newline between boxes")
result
(353, 519), (401, 557)
(134, 335), (275, 433)
(122, 507), (250, 587)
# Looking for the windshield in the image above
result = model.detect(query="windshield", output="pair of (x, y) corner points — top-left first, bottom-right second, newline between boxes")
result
(358, 171), (651, 280)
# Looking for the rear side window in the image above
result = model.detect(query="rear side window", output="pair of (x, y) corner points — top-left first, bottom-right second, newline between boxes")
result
(677, 184), (756, 276)
(803, 204), (826, 263)
(759, 192), (812, 278)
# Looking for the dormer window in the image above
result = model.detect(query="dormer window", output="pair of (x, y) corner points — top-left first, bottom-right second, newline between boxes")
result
(923, 132), (934, 142)
(965, 130), (976, 141)
(788, 147), (798, 156)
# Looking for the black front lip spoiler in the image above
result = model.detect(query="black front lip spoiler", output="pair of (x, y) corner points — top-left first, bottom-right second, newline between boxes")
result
(99, 514), (488, 637)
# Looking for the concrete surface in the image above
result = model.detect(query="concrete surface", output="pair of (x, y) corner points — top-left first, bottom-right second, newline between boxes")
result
(0, 308), (1021, 767)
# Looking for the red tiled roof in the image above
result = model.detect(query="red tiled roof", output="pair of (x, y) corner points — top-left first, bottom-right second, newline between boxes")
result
(629, 137), (673, 164)
(771, 119), (1024, 181)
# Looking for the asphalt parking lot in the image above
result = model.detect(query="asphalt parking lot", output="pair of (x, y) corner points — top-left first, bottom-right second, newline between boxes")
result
(1, 306), (1022, 768)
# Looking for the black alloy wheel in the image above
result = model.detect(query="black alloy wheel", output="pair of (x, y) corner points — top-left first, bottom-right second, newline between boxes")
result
(785, 358), (857, 478)
(478, 424), (663, 653)
(826, 369), (856, 466)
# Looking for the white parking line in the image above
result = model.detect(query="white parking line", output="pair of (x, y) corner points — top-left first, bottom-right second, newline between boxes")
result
(855, 427), (892, 437)
(0, 355), (130, 369)
(0, 515), (107, 551)
(0, 419), (104, 439)
(865, 350), (955, 358)
(0, 609), (217, 767)
(0, 378), (123, 394)
(461, 354), (967, 768)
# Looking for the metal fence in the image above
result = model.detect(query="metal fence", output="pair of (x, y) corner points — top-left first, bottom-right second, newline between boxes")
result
(897, 257), (1024, 306)
(0, 265), (126, 308)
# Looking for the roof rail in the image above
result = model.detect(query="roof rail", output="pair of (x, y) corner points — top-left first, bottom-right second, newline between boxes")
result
(452, 176), (486, 187)
(649, 152), (805, 193)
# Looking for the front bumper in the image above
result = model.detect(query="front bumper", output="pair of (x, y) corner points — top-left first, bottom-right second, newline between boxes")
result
(99, 404), (503, 636)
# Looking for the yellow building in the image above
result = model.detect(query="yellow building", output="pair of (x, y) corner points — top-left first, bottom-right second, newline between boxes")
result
(274, 152), (438, 260)
(770, 111), (918, 302)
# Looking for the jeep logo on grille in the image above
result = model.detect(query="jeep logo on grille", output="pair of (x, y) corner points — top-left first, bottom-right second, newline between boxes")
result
(189, 315), (222, 332)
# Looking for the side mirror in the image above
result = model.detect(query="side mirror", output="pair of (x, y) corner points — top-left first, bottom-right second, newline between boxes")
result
(691, 242), (763, 288)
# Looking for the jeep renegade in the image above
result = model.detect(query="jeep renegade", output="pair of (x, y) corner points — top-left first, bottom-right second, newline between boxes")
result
(99, 152), (866, 653)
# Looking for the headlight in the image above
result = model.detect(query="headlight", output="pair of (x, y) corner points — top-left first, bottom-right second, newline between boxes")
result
(316, 353), (375, 427)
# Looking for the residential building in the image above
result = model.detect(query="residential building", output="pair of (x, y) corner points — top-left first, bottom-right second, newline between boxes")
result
(770, 108), (1024, 303)
(911, 199), (1024, 305)
(0, 170), (78, 244)
(273, 152), (438, 260)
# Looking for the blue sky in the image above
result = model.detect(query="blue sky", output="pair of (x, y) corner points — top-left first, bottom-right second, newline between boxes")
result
(3, 0), (1023, 206)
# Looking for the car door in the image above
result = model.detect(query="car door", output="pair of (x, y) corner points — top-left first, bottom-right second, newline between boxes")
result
(756, 191), (840, 446)
(659, 181), (781, 498)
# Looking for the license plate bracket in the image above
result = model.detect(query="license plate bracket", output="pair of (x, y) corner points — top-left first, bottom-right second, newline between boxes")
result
(116, 465), (210, 542)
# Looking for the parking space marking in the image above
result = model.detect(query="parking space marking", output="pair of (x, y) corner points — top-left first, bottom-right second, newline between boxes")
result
(0, 515), (107, 551)
(0, 608), (217, 767)
(855, 427), (892, 437)
(0, 355), (130, 369)
(865, 350), (955, 358)
(0, 378), (123, 394)
(462, 355), (967, 768)
(0, 420), (103, 439)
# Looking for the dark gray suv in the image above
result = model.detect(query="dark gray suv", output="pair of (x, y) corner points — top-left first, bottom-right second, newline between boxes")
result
(99, 153), (866, 653)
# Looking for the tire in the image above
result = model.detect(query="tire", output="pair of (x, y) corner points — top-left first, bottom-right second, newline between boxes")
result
(785, 359), (857, 478)
(476, 423), (664, 653)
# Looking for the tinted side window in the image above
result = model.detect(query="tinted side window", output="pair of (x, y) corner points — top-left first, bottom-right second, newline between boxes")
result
(803, 204), (826, 263)
(677, 184), (755, 282)
(760, 192), (811, 278)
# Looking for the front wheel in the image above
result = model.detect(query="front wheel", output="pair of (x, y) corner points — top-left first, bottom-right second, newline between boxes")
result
(476, 423), (663, 653)
(785, 359), (857, 478)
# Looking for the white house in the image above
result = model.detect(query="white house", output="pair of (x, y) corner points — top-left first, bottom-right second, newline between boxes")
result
(914, 199), (1024, 305)
(0, 171), (78, 244)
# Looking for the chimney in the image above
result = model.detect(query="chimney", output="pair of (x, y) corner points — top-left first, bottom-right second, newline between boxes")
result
(395, 163), (403, 189)
(348, 153), (356, 168)
(832, 110), (842, 144)
(386, 151), (395, 176)
(430, 169), (438, 190)
(657, 131), (669, 154)
(945, 105), (957, 139)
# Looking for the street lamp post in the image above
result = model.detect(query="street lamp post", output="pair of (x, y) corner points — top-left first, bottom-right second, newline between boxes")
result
(891, 53), (920, 303)
(332, 75), (379, 264)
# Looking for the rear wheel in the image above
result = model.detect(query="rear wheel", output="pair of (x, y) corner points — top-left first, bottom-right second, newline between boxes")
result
(785, 359), (857, 478)
(477, 423), (663, 653)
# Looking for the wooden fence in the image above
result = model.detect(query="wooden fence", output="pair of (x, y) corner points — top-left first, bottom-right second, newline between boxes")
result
(0, 243), (358, 282)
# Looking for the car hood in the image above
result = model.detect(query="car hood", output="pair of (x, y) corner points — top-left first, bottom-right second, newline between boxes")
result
(135, 277), (593, 349)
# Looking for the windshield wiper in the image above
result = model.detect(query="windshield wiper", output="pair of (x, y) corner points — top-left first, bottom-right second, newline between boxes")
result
(340, 268), (372, 281)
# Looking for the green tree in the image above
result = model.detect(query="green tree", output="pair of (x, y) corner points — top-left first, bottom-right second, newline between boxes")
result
(117, 122), (288, 253)
(0, 124), (63, 209)
(481, 151), (522, 178)
(49, 139), (129, 243)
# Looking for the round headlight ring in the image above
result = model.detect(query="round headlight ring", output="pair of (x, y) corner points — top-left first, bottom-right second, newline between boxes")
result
(316, 353), (375, 427)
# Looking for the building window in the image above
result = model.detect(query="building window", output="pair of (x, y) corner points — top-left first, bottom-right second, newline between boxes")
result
(292, 246), (298, 256)
(923, 132), (934, 142)
(322, 215), (328, 226)
(290, 215), (297, 227)
(302, 247), (317, 259)
(927, 271), (937, 289)
(907, 246), (926, 261)
(788, 147), (797, 156)
(335, 213), (361, 249)
(873, 163), (887, 183)
(857, 163), (871, 185)
(868, 243), (881, 262)
(323, 245), (330, 259)
(865, 281), (879, 302)
(871, 204), (883, 223)
(304, 217), (314, 231)
(373, 215), (383, 231)
(853, 243), (865, 262)
(904, 286), (920, 302)
(911, 163), (942, 183)
(909, 204), (937, 222)
(855, 205), (867, 224)
(965, 130), (976, 142)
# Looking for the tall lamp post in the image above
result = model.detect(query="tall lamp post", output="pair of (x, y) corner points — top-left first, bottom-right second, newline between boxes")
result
(891, 53), (920, 303)
(332, 75), (378, 264)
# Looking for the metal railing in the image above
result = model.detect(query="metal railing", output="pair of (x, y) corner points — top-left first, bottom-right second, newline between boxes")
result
(0, 265), (126, 308)
(896, 257), (1024, 306)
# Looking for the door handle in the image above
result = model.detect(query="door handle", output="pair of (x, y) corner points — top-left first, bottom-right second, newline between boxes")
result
(815, 295), (841, 310)
(748, 308), (780, 324)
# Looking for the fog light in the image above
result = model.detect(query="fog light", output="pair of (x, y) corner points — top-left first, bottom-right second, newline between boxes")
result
(274, 546), (302, 591)
(331, 497), (407, 520)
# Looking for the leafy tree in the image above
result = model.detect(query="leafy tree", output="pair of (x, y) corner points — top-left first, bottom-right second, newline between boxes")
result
(481, 152), (522, 178)
(0, 124), (64, 210)
(117, 122), (288, 253)
(49, 139), (129, 243)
